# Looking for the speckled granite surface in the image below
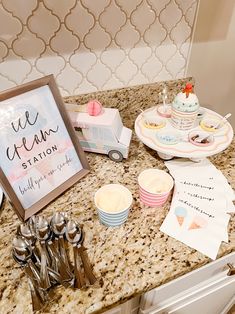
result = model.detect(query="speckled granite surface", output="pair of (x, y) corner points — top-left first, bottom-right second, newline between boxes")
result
(0, 78), (234, 314)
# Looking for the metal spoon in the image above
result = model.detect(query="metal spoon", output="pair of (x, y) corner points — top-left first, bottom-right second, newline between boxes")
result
(35, 216), (52, 290)
(12, 236), (49, 310)
(36, 216), (73, 285)
(77, 229), (97, 285)
(28, 215), (37, 236)
(16, 224), (62, 286)
(12, 251), (45, 312)
(47, 236), (73, 285)
(66, 220), (86, 288)
(214, 113), (231, 129)
(12, 236), (42, 286)
(51, 212), (73, 274)
(17, 224), (41, 264)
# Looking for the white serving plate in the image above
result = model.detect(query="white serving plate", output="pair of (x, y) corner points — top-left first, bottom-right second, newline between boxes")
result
(135, 107), (233, 160)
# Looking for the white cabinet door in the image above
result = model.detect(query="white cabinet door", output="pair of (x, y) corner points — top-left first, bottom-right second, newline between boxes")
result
(104, 296), (140, 314)
(168, 274), (235, 314)
(139, 252), (235, 314)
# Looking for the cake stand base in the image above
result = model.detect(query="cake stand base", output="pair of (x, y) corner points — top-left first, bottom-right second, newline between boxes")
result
(189, 157), (204, 163)
(157, 152), (174, 160)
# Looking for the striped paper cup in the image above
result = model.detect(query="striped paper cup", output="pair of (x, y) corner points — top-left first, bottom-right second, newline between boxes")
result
(138, 169), (174, 207)
(94, 184), (133, 227)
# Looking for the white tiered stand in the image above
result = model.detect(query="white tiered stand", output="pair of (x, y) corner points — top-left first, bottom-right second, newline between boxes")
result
(135, 107), (233, 162)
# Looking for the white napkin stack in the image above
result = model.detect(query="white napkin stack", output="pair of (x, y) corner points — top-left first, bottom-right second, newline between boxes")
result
(160, 159), (235, 260)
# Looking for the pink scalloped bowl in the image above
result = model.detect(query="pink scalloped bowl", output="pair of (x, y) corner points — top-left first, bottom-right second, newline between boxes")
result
(189, 131), (214, 147)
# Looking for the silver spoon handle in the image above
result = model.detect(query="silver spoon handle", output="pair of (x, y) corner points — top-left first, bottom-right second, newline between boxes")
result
(77, 245), (97, 285)
(58, 237), (72, 272)
(47, 267), (62, 284)
(28, 259), (42, 286)
(35, 261), (61, 285)
(24, 265), (46, 311)
(47, 243), (60, 275)
(32, 246), (41, 265)
(73, 246), (85, 288)
(48, 241), (73, 283)
(27, 276), (45, 311)
(40, 242), (51, 290)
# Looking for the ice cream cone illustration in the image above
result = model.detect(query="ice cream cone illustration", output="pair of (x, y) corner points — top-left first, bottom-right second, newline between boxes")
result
(174, 207), (187, 226)
(188, 216), (207, 230)
(188, 222), (200, 230)
(177, 216), (184, 226)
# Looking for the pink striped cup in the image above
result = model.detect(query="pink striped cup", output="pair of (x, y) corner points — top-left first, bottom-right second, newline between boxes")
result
(138, 169), (174, 207)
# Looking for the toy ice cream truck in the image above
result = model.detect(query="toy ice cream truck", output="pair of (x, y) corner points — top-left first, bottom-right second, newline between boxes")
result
(66, 101), (132, 162)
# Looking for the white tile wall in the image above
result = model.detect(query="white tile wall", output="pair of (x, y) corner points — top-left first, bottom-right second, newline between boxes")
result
(0, 0), (199, 96)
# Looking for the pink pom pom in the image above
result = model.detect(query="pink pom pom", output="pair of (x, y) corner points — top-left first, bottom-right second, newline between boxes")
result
(87, 100), (103, 116)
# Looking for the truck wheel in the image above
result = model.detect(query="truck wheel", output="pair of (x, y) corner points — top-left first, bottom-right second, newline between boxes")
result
(108, 150), (123, 162)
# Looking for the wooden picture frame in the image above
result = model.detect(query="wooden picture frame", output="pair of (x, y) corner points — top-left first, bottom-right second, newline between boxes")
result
(0, 75), (90, 221)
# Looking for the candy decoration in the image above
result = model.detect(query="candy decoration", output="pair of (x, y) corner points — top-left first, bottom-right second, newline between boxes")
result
(87, 100), (103, 116)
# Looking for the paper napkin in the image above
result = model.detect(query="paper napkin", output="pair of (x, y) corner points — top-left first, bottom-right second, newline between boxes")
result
(165, 159), (235, 213)
(160, 210), (230, 260)
(160, 158), (234, 259)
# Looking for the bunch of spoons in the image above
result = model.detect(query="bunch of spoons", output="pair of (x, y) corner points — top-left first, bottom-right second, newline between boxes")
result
(13, 212), (97, 311)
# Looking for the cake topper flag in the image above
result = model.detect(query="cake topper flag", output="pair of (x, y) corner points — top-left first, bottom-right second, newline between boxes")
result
(183, 83), (194, 98)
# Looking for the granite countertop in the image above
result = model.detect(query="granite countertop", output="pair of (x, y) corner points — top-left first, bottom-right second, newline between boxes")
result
(0, 78), (234, 314)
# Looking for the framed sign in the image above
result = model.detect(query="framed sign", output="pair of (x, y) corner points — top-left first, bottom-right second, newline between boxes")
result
(0, 75), (90, 220)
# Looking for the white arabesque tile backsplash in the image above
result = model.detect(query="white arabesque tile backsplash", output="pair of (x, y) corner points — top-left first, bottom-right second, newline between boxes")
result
(0, 0), (199, 96)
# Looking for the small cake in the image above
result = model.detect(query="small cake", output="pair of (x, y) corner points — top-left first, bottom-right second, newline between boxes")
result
(171, 83), (200, 130)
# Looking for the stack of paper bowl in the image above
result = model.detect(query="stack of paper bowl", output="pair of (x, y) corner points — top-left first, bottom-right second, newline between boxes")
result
(138, 169), (174, 207)
(94, 184), (133, 227)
